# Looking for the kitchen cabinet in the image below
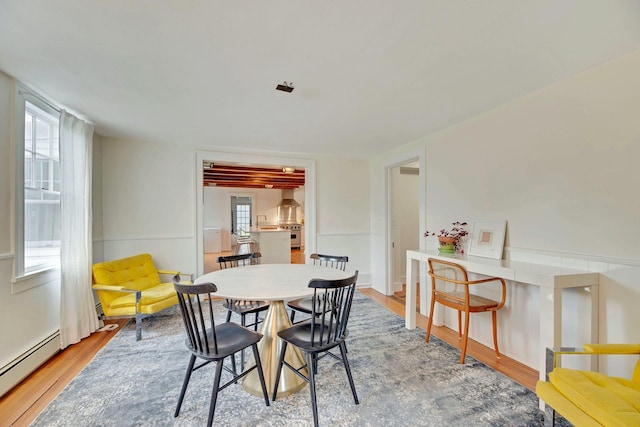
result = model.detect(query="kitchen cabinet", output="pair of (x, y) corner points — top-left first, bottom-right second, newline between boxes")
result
(204, 228), (222, 253)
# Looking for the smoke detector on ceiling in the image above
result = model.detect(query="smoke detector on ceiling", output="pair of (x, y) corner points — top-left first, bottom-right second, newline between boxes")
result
(276, 81), (294, 93)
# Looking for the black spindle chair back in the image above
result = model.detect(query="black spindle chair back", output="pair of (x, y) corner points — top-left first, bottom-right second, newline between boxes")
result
(172, 278), (270, 427)
(310, 253), (348, 271)
(273, 271), (359, 427)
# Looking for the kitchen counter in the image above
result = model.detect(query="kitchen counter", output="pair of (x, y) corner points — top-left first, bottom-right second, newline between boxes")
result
(249, 229), (291, 264)
(252, 226), (285, 232)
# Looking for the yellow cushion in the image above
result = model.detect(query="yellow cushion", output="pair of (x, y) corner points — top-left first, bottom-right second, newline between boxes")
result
(550, 368), (640, 427)
(92, 253), (161, 291)
(109, 282), (177, 309)
(536, 381), (602, 427)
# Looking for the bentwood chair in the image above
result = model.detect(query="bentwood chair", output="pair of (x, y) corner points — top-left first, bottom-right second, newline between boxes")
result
(426, 258), (506, 364)
(287, 253), (349, 323)
(273, 271), (359, 427)
(172, 279), (270, 427)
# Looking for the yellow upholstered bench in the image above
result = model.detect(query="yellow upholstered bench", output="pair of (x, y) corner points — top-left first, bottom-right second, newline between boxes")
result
(92, 253), (190, 341)
(536, 344), (640, 426)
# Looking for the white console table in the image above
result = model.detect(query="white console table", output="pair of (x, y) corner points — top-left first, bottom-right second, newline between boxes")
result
(405, 249), (600, 386)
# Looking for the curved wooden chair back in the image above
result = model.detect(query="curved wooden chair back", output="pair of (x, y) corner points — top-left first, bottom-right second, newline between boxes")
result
(426, 258), (506, 364)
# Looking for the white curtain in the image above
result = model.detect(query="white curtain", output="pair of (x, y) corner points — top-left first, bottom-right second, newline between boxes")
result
(59, 110), (100, 349)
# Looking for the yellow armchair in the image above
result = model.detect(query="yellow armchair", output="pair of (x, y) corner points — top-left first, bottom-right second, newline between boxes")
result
(536, 344), (640, 426)
(92, 253), (191, 341)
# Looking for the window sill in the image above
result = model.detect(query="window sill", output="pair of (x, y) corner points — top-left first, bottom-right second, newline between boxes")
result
(12, 267), (61, 294)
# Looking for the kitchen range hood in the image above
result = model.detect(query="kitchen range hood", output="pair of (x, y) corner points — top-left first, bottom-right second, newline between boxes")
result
(277, 189), (300, 224)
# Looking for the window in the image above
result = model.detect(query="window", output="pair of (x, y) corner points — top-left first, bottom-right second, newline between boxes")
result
(15, 90), (61, 277)
(231, 195), (252, 236)
(236, 204), (251, 236)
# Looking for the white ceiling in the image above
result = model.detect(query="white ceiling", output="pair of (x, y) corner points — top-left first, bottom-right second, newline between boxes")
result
(1, 1), (640, 157)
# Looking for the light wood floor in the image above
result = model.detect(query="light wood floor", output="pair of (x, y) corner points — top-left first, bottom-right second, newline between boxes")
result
(0, 255), (538, 426)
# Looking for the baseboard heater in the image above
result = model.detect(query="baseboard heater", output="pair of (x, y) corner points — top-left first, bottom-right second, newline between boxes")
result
(0, 331), (60, 398)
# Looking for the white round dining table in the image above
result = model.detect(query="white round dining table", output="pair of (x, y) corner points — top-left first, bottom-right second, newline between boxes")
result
(194, 263), (351, 397)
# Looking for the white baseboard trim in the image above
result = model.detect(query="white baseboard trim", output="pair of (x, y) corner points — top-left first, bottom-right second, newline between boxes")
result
(0, 332), (60, 398)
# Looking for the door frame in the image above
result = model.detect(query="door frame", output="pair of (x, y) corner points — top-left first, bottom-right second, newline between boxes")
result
(383, 147), (426, 295)
(195, 151), (316, 277)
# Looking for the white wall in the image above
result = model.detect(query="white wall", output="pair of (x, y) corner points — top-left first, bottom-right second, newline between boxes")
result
(101, 144), (371, 282)
(371, 49), (640, 376)
(100, 137), (196, 273)
(314, 157), (371, 281)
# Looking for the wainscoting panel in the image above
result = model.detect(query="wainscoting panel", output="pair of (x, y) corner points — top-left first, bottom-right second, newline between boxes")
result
(0, 254), (61, 398)
(315, 232), (371, 286)
(0, 332), (59, 398)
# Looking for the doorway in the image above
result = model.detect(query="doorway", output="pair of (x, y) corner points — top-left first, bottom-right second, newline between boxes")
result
(195, 151), (316, 277)
(389, 162), (420, 292)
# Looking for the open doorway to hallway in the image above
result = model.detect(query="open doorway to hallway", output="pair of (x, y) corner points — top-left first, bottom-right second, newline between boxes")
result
(389, 161), (420, 293)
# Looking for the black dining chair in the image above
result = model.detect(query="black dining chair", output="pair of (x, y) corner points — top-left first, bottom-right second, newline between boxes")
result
(272, 271), (359, 427)
(217, 252), (270, 370)
(287, 253), (349, 324)
(217, 252), (270, 330)
(172, 279), (270, 427)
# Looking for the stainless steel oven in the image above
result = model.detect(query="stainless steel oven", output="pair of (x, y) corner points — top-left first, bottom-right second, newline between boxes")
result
(279, 223), (301, 249)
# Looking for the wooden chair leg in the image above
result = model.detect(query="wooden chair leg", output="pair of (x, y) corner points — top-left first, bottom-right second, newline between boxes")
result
(306, 352), (320, 427)
(492, 310), (501, 359)
(230, 352), (237, 379)
(251, 343), (270, 407)
(175, 354), (196, 417)
(425, 293), (436, 343)
(240, 314), (246, 368)
(459, 310), (471, 364)
(272, 341), (288, 401)
(207, 360), (224, 427)
(457, 310), (462, 339)
(339, 342), (359, 404)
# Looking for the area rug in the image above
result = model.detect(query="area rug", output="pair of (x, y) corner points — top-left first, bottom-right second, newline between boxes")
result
(32, 292), (545, 426)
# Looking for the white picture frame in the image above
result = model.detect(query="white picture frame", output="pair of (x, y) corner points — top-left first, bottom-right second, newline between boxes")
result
(468, 220), (507, 259)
